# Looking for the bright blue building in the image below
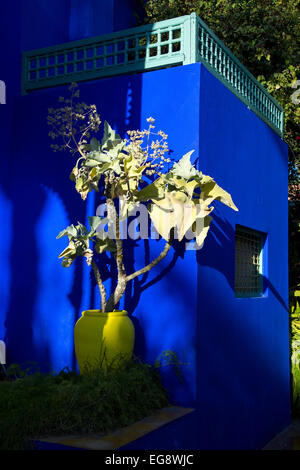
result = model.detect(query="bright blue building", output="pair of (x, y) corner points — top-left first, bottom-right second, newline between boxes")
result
(0, 1), (290, 449)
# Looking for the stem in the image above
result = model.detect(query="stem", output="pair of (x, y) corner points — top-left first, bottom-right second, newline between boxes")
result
(105, 177), (127, 312)
(103, 173), (173, 310)
(106, 198), (126, 277)
(71, 132), (86, 159)
(91, 260), (107, 312)
(126, 238), (172, 282)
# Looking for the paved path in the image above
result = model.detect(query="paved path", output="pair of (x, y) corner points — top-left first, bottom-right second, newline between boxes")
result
(263, 419), (300, 450)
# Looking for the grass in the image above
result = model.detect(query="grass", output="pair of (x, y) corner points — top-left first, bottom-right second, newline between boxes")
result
(291, 302), (300, 417)
(293, 367), (300, 415)
(0, 358), (169, 450)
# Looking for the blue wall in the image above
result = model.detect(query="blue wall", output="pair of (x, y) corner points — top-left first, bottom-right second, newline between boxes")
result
(0, 0), (137, 368)
(195, 67), (290, 449)
(0, 1), (290, 450)
(20, 0), (137, 50)
(0, 3), (21, 347)
(69, 0), (137, 40)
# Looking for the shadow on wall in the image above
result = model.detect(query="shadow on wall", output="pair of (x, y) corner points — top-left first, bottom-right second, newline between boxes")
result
(33, 186), (75, 372)
(196, 210), (235, 290)
(1, 53), (290, 448)
(197, 210), (288, 312)
(4, 72), (143, 372)
(0, 189), (12, 343)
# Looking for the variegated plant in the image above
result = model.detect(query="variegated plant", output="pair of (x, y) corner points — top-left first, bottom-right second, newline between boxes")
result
(48, 84), (238, 313)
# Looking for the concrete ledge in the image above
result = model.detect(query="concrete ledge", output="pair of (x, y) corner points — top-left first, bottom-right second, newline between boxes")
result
(34, 406), (194, 450)
(263, 419), (300, 450)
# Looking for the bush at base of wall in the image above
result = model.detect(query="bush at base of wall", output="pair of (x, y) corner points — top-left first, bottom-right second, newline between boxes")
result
(0, 359), (169, 450)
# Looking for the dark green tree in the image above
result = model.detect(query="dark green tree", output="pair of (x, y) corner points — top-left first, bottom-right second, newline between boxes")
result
(135, 0), (300, 288)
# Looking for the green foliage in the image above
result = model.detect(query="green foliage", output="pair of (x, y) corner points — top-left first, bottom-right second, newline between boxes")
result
(145, 151), (238, 243)
(154, 350), (190, 383)
(258, 65), (300, 184)
(137, 0), (300, 347)
(291, 303), (300, 417)
(49, 86), (238, 313)
(289, 198), (300, 290)
(139, 0), (300, 77)
(137, 0), (300, 184)
(56, 218), (109, 267)
(0, 359), (169, 450)
(172, 150), (198, 180)
(47, 82), (101, 156)
(57, 138), (238, 264)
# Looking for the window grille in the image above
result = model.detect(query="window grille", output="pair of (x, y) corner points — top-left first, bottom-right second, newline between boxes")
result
(235, 226), (264, 297)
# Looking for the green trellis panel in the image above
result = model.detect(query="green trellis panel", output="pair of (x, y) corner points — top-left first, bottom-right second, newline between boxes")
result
(22, 13), (284, 137)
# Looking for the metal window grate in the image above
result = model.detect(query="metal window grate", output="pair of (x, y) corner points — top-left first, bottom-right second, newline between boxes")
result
(235, 227), (264, 297)
(22, 13), (283, 137)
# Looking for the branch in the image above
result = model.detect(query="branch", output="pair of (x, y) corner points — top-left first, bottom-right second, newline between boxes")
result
(105, 184), (128, 312)
(126, 238), (173, 282)
(106, 197), (126, 279)
(91, 260), (107, 312)
(71, 132), (86, 159)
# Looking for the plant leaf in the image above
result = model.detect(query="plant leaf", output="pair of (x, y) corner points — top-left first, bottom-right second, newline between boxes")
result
(88, 216), (104, 231)
(94, 237), (117, 254)
(150, 190), (199, 241)
(171, 150), (197, 180)
(192, 215), (213, 247)
(101, 121), (121, 151)
(136, 178), (165, 202)
(56, 224), (77, 239)
(119, 199), (139, 220)
(167, 175), (200, 197)
(200, 177), (239, 211)
(90, 138), (100, 151)
(149, 202), (175, 241)
(70, 167), (79, 181)
(58, 240), (77, 259)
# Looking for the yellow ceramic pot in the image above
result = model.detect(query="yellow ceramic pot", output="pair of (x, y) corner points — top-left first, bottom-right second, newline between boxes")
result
(74, 310), (135, 373)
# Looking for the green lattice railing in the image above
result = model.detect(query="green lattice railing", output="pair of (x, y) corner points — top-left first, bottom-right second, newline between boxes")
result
(22, 13), (283, 137)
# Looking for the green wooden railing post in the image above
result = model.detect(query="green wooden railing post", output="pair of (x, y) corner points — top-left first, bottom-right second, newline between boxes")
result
(189, 12), (198, 64)
(182, 15), (191, 64)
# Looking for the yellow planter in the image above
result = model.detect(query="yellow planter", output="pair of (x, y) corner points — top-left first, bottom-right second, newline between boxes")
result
(74, 310), (135, 373)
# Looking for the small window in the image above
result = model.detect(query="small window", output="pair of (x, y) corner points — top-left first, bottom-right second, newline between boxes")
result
(235, 225), (264, 297)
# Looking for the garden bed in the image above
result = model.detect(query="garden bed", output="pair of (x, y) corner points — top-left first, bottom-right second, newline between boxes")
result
(33, 406), (194, 450)
(292, 304), (300, 418)
(0, 359), (169, 450)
